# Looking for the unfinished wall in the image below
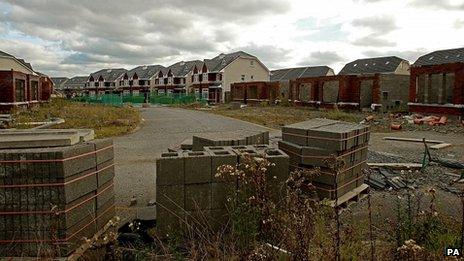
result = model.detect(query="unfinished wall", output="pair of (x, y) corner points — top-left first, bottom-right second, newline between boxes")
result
(379, 74), (410, 109)
(299, 83), (312, 102)
(322, 81), (339, 103)
(360, 80), (373, 108)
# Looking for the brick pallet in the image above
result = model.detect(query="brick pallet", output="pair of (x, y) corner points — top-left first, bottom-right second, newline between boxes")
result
(191, 130), (269, 151)
(278, 118), (370, 200)
(155, 145), (289, 236)
(0, 139), (115, 258)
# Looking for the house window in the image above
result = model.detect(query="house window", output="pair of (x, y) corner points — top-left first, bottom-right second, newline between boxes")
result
(15, 79), (26, 102)
(251, 75), (254, 80)
(31, 81), (39, 100)
(241, 75), (245, 81)
(382, 91), (389, 100)
(95, 82), (99, 87)
(250, 61), (254, 65)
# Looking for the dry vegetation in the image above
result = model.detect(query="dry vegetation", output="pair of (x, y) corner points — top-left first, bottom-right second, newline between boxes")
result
(12, 98), (141, 138)
(115, 156), (463, 260)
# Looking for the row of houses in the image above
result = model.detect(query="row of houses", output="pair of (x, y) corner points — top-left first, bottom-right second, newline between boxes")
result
(0, 50), (53, 111)
(54, 51), (270, 103)
(52, 47), (463, 115)
(230, 47), (463, 116)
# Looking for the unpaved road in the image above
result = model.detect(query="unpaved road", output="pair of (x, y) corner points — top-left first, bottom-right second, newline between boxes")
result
(113, 107), (463, 222)
(113, 106), (275, 221)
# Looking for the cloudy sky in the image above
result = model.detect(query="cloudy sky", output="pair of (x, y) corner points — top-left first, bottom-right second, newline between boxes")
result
(0, 0), (462, 77)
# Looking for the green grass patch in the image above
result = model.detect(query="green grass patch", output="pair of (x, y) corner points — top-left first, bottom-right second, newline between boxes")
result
(12, 98), (141, 138)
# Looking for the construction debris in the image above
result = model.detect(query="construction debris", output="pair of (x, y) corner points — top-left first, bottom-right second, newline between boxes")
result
(367, 162), (423, 170)
(430, 143), (452, 150)
(383, 136), (444, 144)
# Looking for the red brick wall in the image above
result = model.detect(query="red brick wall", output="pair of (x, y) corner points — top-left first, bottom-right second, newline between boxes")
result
(0, 71), (14, 103)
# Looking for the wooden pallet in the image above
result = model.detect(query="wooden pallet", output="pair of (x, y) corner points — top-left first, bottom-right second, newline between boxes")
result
(329, 184), (370, 209)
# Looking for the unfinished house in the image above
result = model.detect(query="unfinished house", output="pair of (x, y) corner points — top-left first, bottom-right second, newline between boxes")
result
(271, 66), (335, 100)
(62, 76), (88, 98)
(51, 77), (69, 91)
(191, 51), (270, 103)
(121, 65), (165, 96)
(154, 60), (202, 95)
(339, 56), (410, 110)
(409, 47), (464, 116)
(230, 81), (280, 104)
(0, 50), (53, 111)
(86, 68), (127, 96)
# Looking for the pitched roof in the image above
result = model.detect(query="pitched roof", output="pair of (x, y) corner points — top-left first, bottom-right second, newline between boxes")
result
(167, 60), (202, 77)
(128, 65), (165, 79)
(66, 76), (88, 85)
(339, 56), (407, 75)
(90, 68), (127, 82)
(271, 66), (333, 82)
(202, 51), (256, 72)
(413, 47), (464, 67)
(51, 77), (69, 86)
(0, 50), (13, 58)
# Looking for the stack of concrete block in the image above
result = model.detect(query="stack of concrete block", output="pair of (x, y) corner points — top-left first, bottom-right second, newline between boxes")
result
(0, 138), (115, 258)
(191, 130), (269, 151)
(278, 118), (370, 200)
(155, 145), (289, 236)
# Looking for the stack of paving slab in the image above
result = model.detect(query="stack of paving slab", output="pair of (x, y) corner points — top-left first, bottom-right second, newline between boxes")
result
(191, 130), (269, 151)
(278, 118), (370, 200)
(156, 144), (289, 236)
(0, 129), (115, 258)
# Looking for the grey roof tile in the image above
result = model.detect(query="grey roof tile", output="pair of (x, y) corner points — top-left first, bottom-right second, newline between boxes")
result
(339, 56), (407, 75)
(128, 65), (165, 79)
(271, 66), (333, 82)
(413, 47), (464, 67)
(90, 68), (127, 82)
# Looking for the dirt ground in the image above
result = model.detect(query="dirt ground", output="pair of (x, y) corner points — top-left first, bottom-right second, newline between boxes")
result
(199, 104), (464, 226)
(201, 104), (464, 134)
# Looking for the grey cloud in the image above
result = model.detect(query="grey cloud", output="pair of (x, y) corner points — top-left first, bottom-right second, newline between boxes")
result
(352, 15), (398, 33)
(362, 49), (428, 63)
(238, 44), (292, 69)
(1, 0), (290, 75)
(298, 51), (344, 66)
(409, 0), (464, 10)
(352, 33), (396, 47)
(454, 19), (464, 29)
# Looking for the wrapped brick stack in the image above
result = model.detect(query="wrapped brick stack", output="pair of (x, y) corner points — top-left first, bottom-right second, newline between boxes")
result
(0, 138), (115, 257)
(155, 145), (289, 236)
(278, 118), (370, 200)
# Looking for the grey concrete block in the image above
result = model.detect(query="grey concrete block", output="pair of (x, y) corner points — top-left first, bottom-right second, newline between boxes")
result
(90, 139), (114, 165)
(156, 152), (184, 186)
(0, 132), (81, 149)
(185, 183), (211, 211)
(262, 149), (290, 202)
(156, 184), (185, 214)
(211, 182), (235, 209)
(207, 148), (238, 183)
(184, 151), (212, 184)
(96, 159), (115, 187)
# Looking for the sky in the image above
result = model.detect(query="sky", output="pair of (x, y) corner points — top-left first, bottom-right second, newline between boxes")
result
(0, 0), (463, 77)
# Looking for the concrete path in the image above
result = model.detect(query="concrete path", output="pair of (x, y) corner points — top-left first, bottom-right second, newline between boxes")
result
(113, 106), (273, 221)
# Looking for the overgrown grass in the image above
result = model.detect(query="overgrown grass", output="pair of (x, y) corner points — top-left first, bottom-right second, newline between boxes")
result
(11, 98), (141, 138)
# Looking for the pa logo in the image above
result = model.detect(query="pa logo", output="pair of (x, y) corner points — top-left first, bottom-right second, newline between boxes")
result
(445, 247), (462, 257)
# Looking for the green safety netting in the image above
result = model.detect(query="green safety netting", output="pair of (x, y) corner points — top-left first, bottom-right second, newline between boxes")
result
(73, 93), (207, 106)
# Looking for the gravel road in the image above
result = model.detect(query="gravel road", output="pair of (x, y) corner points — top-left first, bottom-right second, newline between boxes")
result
(112, 106), (274, 221)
